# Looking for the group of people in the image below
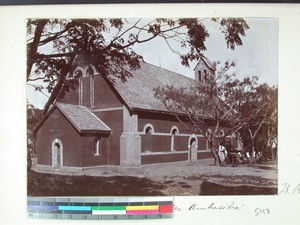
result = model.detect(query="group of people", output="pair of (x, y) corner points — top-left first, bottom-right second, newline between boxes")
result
(217, 141), (262, 167)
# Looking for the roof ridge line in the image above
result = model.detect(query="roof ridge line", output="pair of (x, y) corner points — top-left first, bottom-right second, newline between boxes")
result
(55, 102), (82, 133)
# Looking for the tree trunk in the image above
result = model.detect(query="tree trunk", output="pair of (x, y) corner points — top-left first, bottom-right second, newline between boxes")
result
(249, 138), (255, 164)
(27, 20), (47, 80)
(210, 140), (220, 166)
(212, 149), (220, 166)
(42, 57), (75, 115)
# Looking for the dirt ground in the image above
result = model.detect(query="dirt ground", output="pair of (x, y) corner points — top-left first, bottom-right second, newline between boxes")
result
(29, 159), (277, 196)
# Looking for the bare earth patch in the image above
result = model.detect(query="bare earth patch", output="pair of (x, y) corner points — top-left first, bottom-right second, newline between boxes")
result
(29, 159), (277, 196)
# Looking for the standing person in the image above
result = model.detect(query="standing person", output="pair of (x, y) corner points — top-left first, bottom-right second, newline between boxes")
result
(218, 142), (227, 166)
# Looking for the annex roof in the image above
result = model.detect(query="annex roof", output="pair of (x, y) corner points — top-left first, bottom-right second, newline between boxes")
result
(112, 61), (197, 113)
(56, 102), (111, 133)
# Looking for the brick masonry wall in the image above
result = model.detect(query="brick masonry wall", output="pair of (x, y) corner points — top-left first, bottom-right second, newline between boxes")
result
(36, 108), (110, 167)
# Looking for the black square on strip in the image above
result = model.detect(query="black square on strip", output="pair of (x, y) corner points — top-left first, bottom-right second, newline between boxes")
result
(114, 202), (129, 206)
(159, 201), (173, 205)
(27, 201), (40, 205)
(70, 202), (83, 206)
(144, 202), (158, 205)
(129, 202), (143, 206)
(54, 202), (69, 206)
(100, 203), (113, 206)
(42, 202), (54, 206)
(84, 203), (99, 206)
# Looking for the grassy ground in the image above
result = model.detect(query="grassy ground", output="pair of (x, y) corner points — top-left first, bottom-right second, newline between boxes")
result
(28, 161), (277, 196)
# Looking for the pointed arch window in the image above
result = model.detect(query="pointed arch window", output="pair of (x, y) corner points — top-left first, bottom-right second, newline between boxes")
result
(204, 69), (207, 82)
(79, 80), (83, 106)
(75, 69), (84, 106)
(87, 66), (95, 108)
(198, 70), (202, 82)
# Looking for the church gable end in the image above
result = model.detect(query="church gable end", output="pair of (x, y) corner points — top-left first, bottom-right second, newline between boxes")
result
(61, 65), (123, 109)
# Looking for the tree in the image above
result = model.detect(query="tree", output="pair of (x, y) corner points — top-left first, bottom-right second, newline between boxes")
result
(154, 61), (244, 166)
(236, 83), (277, 162)
(223, 75), (278, 163)
(27, 101), (43, 171)
(27, 18), (249, 114)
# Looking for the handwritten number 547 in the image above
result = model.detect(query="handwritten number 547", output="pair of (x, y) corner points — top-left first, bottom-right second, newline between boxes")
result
(255, 208), (270, 216)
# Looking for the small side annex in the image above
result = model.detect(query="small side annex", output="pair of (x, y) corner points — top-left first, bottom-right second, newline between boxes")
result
(34, 56), (228, 172)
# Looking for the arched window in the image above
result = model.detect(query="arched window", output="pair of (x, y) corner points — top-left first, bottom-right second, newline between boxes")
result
(75, 69), (84, 106)
(79, 80), (83, 106)
(75, 70), (83, 79)
(170, 127), (179, 151)
(145, 127), (152, 134)
(143, 123), (154, 134)
(143, 124), (154, 153)
(198, 70), (202, 82)
(87, 66), (95, 108)
(94, 138), (101, 156)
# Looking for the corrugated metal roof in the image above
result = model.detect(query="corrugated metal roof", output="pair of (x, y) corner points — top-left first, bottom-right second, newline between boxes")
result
(56, 102), (111, 133)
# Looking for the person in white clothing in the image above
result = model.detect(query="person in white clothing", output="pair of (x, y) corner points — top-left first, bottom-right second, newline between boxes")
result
(218, 142), (227, 166)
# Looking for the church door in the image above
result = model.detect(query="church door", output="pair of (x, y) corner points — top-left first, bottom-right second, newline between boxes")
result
(189, 138), (197, 162)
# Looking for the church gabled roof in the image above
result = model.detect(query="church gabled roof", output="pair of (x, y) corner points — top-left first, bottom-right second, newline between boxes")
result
(34, 102), (111, 134)
(112, 62), (197, 114)
(56, 103), (111, 134)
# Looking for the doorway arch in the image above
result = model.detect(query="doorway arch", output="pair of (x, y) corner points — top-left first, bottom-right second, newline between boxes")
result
(188, 136), (198, 163)
(52, 139), (63, 169)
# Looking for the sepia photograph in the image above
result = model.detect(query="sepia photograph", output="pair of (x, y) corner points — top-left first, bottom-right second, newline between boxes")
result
(26, 17), (278, 196)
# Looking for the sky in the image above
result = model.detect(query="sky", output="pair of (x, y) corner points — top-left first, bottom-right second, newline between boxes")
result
(27, 18), (278, 109)
(131, 18), (278, 83)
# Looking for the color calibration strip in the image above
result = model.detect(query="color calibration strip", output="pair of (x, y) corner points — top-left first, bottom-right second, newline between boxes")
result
(27, 197), (173, 220)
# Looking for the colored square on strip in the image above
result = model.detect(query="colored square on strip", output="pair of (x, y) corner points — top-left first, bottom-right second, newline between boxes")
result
(126, 205), (159, 211)
(92, 210), (127, 215)
(58, 206), (91, 211)
(126, 210), (159, 215)
(92, 206), (126, 211)
(159, 205), (173, 213)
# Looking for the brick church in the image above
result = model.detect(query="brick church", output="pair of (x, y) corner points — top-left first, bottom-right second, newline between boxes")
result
(34, 56), (220, 172)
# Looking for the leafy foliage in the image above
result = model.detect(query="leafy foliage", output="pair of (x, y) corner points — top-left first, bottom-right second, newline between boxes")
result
(27, 18), (249, 114)
(154, 61), (278, 165)
(154, 61), (240, 165)
(27, 102), (43, 170)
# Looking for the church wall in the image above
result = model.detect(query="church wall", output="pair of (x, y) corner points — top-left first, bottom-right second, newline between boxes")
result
(93, 75), (123, 109)
(141, 153), (189, 164)
(60, 82), (80, 105)
(81, 136), (110, 167)
(194, 59), (214, 82)
(197, 151), (213, 159)
(36, 108), (84, 167)
(93, 109), (123, 165)
(36, 108), (110, 168)
(137, 111), (208, 164)
(60, 73), (122, 109)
